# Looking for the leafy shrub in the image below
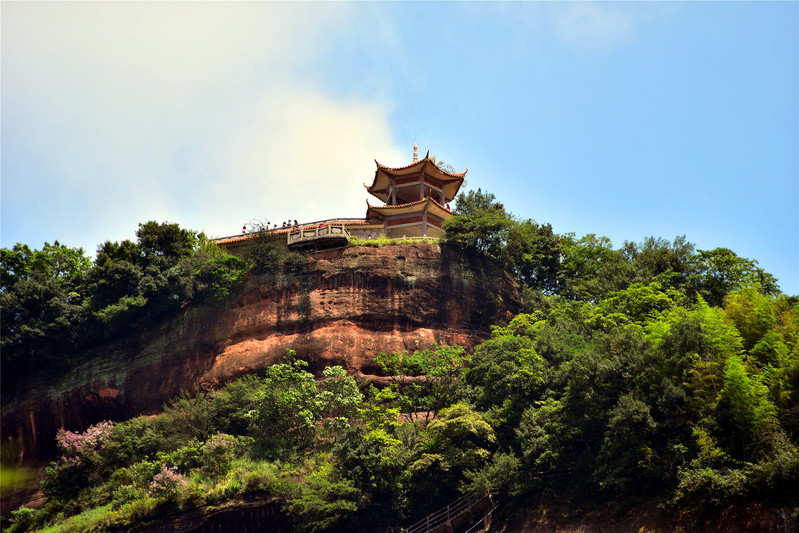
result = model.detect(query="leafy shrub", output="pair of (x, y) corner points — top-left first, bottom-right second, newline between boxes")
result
(283, 251), (308, 273)
(156, 439), (204, 474)
(671, 466), (748, 511)
(8, 506), (48, 532)
(111, 485), (144, 510)
(155, 392), (215, 451)
(109, 460), (162, 489)
(461, 452), (522, 497)
(194, 255), (249, 301)
(228, 458), (294, 495)
(249, 236), (288, 274)
(199, 433), (250, 478)
(209, 374), (262, 435)
(99, 416), (162, 469)
(348, 236), (437, 247)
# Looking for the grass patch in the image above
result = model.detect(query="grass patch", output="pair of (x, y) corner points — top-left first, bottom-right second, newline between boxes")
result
(37, 503), (115, 533)
(348, 236), (438, 247)
(226, 458), (295, 497)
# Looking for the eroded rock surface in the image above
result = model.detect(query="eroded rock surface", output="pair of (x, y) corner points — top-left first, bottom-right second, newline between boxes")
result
(1, 243), (519, 461)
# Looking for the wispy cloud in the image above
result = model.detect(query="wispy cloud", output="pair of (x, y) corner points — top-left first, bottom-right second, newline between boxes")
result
(550, 3), (635, 51)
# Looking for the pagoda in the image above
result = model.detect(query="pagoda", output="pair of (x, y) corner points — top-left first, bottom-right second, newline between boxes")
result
(364, 144), (466, 238)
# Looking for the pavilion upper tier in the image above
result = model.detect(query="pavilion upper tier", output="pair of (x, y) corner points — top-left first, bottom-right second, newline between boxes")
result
(365, 150), (467, 206)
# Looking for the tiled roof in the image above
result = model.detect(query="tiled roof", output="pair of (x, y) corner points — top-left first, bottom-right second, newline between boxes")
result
(366, 157), (466, 204)
(366, 196), (451, 211)
(374, 157), (467, 179)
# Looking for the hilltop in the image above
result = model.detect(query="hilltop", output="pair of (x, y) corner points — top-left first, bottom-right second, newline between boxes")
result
(2, 189), (798, 532)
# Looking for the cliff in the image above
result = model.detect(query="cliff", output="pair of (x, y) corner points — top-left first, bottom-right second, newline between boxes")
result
(1, 243), (519, 461)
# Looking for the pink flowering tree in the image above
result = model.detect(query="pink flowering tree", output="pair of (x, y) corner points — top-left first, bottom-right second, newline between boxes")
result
(42, 421), (115, 498)
(55, 421), (115, 462)
(148, 464), (188, 500)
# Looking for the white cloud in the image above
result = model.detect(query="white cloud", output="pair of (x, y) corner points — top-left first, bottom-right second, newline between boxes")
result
(2, 2), (404, 251)
(198, 85), (405, 237)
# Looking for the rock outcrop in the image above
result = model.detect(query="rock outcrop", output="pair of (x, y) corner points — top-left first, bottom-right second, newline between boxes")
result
(1, 243), (519, 461)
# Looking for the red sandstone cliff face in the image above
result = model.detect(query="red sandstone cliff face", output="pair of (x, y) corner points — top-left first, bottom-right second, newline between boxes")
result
(1, 243), (519, 461)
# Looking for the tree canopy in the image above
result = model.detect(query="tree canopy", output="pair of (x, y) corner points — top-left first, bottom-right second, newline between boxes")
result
(443, 188), (786, 307)
(1, 222), (250, 388)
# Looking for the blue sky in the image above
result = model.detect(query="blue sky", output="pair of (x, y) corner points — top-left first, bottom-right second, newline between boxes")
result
(2, 2), (797, 295)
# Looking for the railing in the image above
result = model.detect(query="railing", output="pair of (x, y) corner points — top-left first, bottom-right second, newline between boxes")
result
(400, 492), (494, 533)
(461, 502), (499, 533)
(287, 223), (350, 246)
(214, 218), (377, 244)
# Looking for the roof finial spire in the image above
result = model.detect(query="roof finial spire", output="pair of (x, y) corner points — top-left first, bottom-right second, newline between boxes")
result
(413, 142), (418, 163)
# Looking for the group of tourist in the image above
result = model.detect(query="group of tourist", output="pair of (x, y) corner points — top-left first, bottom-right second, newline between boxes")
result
(242, 220), (300, 234)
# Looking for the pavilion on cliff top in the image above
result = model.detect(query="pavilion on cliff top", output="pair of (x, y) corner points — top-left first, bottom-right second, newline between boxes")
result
(214, 145), (466, 253)
(363, 144), (466, 239)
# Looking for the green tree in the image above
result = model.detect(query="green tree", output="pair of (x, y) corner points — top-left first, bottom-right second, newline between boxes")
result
(558, 233), (633, 301)
(721, 355), (778, 460)
(516, 398), (567, 477)
(593, 394), (658, 494)
(624, 236), (696, 291)
(724, 286), (777, 352)
(2, 222), (249, 387)
(1, 242), (91, 384)
(136, 221), (196, 260)
(249, 354), (325, 451)
(424, 403), (495, 477)
(692, 248), (779, 307)
(503, 220), (562, 294)
(443, 189), (514, 258)
(460, 314), (545, 447)
(287, 463), (360, 533)
(410, 403), (495, 508)
(333, 425), (412, 523)
(375, 345), (470, 422)
(249, 351), (362, 452)
(1, 241), (91, 290)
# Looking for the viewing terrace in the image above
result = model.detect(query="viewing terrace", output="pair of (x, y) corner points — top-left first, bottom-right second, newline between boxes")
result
(213, 218), (383, 255)
(287, 222), (350, 250)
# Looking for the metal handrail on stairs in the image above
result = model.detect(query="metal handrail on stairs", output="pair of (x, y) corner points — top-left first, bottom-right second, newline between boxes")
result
(461, 501), (499, 533)
(399, 491), (495, 533)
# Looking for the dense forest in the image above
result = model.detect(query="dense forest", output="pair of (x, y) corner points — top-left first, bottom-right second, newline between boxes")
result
(2, 193), (797, 532)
